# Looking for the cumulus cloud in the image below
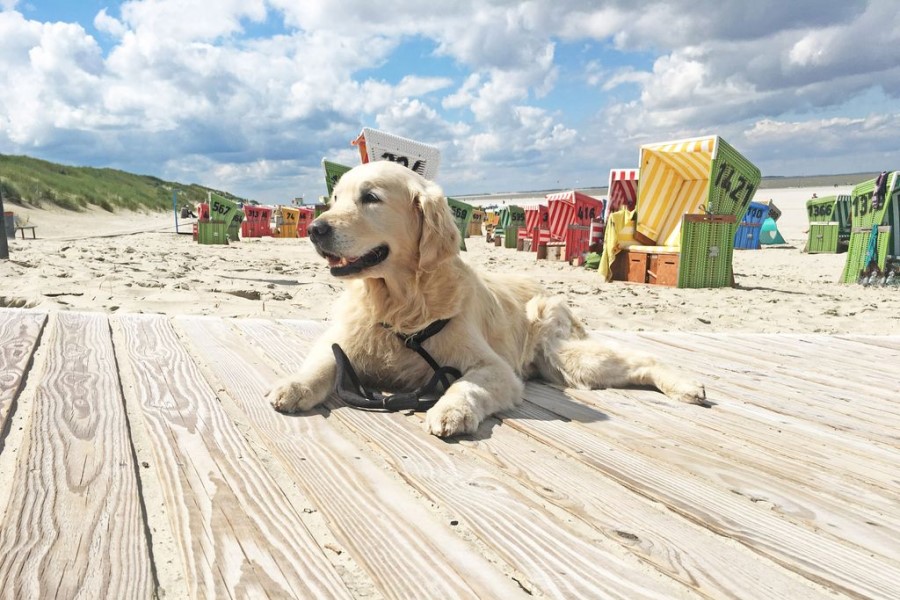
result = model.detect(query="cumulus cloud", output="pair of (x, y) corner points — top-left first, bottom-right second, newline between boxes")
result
(0, 0), (897, 201)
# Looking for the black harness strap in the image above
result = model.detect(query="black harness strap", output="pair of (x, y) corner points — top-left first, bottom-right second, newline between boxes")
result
(332, 318), (462, 411)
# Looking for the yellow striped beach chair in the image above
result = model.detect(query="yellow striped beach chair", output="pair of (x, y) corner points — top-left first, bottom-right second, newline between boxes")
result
(604, 135), (761, 288)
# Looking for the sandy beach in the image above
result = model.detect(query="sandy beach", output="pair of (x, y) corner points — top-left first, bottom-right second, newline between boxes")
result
(2, 185), (897, 335)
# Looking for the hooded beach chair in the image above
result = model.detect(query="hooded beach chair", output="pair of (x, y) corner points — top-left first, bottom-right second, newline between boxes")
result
(805, 194), (851, 253)
(352, 128), (441, 180)
(606, 168), (639, 220)
(518, 203), (549, 251)
(468, 209), (485, 237)
(497, 205), (526, 248)
(840, 171), (899, 283)
(734, 201), (770, 250)
(603, 135), (761, 287)
(546, 190), (604, 263)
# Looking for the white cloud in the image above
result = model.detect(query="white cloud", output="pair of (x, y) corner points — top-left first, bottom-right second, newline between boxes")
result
(0, 0), (898, 201)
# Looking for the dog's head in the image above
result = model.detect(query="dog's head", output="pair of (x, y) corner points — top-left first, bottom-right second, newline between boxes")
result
(309, 161), (460, 279)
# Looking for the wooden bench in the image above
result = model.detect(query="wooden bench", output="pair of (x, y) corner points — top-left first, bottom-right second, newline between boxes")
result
(15, 225), (37, 239)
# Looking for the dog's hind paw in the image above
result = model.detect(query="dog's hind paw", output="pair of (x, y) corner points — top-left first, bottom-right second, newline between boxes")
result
(425, 399), (479, 438)
(267, 379), (320, 413)
(667, 379), (707, 405)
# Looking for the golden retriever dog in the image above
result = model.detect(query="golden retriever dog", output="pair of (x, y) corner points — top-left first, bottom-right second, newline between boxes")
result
(268, 161), (706, 437)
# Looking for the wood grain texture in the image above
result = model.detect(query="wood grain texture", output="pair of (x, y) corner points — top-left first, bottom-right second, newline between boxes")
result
(178, 316), (525, 600)
(0, 312), (154, 599)
(457, 412), (836, 600)
(503, 392), (900, 599)
(117, 314), (352, 599)
(0, 309), (46, 437)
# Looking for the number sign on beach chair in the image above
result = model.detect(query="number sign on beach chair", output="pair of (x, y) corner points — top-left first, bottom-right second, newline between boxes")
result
(734, 201), (770, 250)
(805, 194), (851, 253)
(603, 135), (760, 288)
(352, 128), (441, 180)
(840, 171), (900, 283)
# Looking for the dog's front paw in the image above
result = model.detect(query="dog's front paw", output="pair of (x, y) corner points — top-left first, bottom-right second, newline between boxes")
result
(267, 379), (321, 413)
(425, 396), (479, 438)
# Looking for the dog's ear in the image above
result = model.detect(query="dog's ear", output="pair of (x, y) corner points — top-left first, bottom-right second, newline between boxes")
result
(415, 179), (460, 272)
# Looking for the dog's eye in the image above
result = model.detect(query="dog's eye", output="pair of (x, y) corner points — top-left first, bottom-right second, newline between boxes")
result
(361, 191), (381, 205)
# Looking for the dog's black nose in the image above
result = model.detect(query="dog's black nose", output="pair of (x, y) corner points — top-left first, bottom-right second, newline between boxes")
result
(309, 219), (332, 240)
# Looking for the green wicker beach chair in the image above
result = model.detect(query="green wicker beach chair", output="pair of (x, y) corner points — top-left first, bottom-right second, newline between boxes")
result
(496, 206), (526, 248)
(805, 194), (851, 253)
(606, 135), (761, 288)
(840, 172), (900, 283)
(199, 194), (240, 245)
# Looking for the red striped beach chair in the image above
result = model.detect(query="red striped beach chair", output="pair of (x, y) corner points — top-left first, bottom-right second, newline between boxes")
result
(546, 191), (604, 262)
(606, 168), (639, 220)
(518, 203), (549, 251)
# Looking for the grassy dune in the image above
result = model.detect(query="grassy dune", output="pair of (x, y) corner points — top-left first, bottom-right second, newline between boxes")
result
(0, 154), (243, 212)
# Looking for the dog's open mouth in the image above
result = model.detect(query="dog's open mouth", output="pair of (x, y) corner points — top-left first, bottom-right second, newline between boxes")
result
(322, 244), (390, 277)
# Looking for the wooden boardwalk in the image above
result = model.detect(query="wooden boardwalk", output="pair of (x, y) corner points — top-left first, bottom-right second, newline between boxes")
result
(1, 307), (898, 599)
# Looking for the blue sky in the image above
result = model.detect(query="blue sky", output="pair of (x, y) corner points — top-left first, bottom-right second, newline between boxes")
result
(1, 1), (898, 203)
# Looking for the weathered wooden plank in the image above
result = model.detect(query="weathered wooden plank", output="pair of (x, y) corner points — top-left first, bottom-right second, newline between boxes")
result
(707, 333), (900, 409)
(606, 331), (900, 450)
(456, 414), (838, 600)
(500, 397), (900, 599)
(836, 335), (900, 351)
(551, 387), (900, 562)
(177, 316), (525, 600)
(0, 312), (154, 599)
(0, 309), (46, 440)
(566, 384), (899, 520)
(636, 332), (898, 410)
(115, 314), (352, 599)
(239, 318), (702, 599)
(597, 332), (900, 492)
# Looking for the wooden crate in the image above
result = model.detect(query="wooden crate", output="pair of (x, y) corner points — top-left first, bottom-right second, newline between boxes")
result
(647, 252), (680, 287)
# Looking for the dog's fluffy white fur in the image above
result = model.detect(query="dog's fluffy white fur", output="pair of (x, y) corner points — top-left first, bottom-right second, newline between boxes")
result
(268, 161), (705, 437)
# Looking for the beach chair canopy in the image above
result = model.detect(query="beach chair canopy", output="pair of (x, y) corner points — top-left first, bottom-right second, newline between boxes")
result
(546, 191), (604, 240)
(606, 168), (639, 219)
(840, 171), (900, 282)
(352, 128), (441, 180)
(635, 135), (759, 247)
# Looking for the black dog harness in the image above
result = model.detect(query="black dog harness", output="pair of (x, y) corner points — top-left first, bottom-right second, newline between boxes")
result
(332, 319), (462, 411)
